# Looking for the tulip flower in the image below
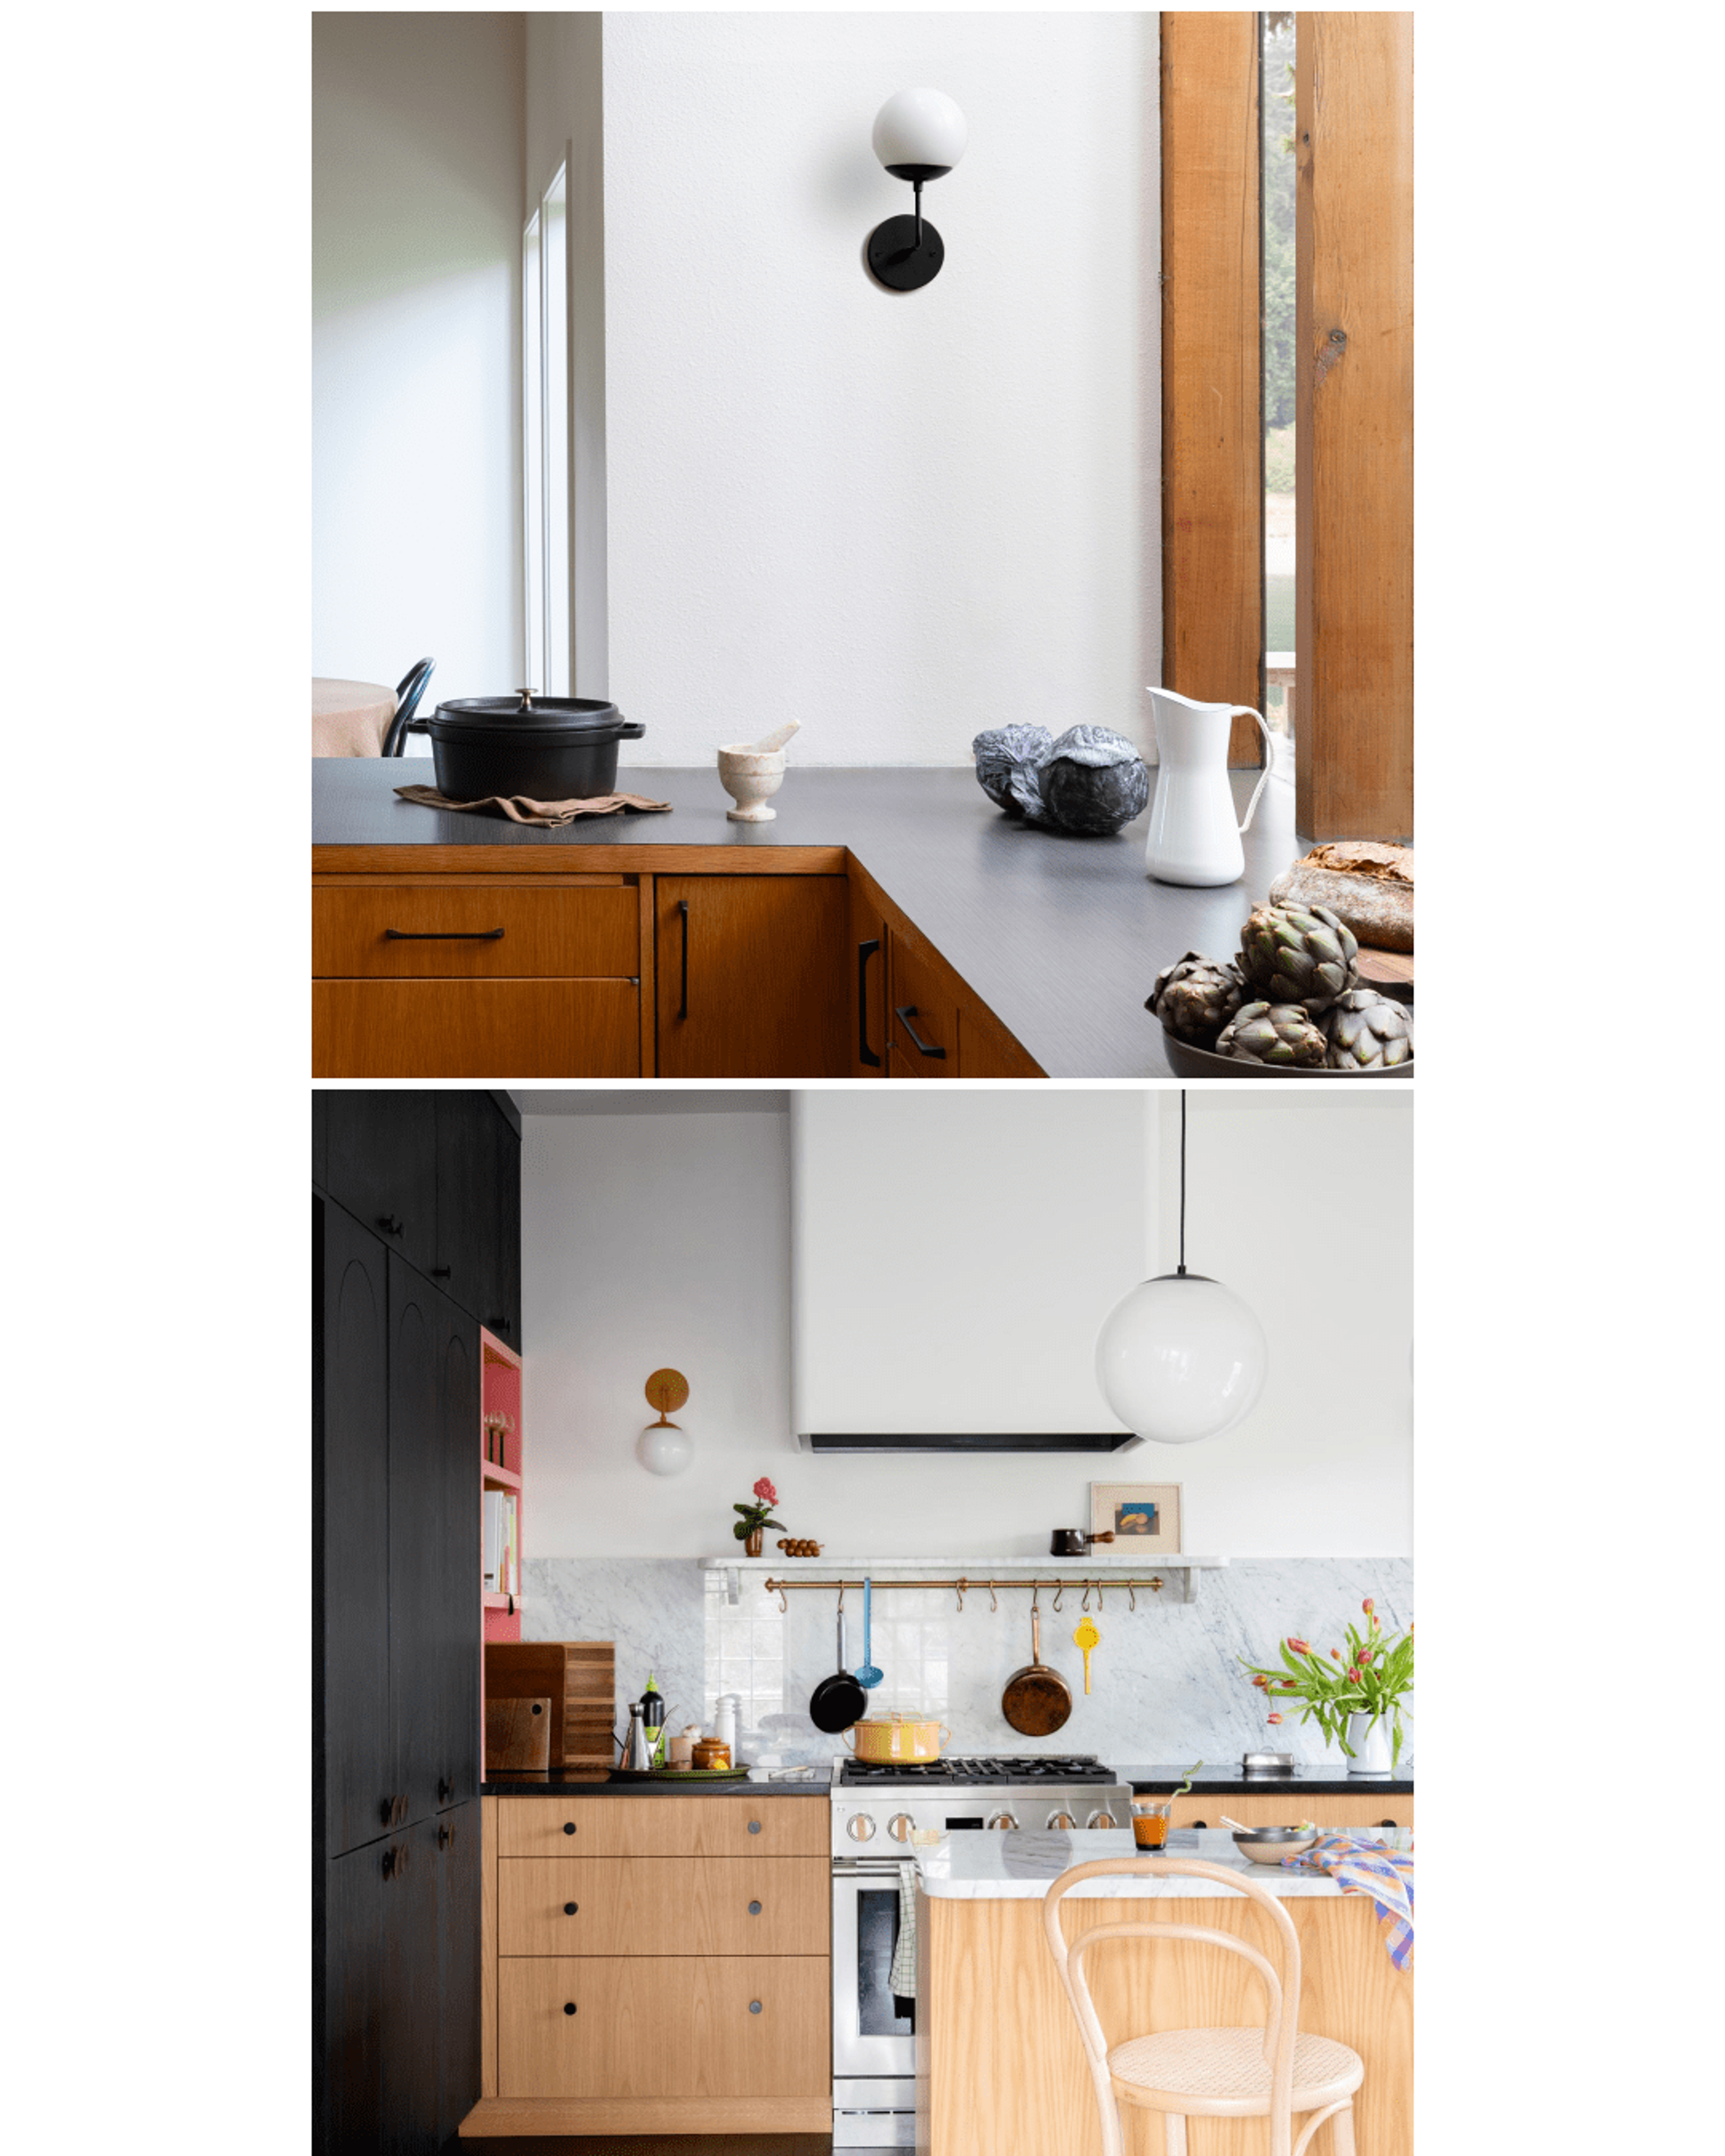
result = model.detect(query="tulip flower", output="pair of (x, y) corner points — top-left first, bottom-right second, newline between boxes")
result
(1266, 1711), (1283, 1724)
(1286, 1637), (1310, 1655)
(1252, 1674), (1268, 1689)
(1362, 1598), (1375, 1616)
(1331, 1649), (1343, 1661)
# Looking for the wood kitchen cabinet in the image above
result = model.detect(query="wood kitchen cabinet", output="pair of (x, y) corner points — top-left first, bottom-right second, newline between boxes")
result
(849, 875), (888, 1078)
(468, 1795), (832, 2138)
(654, 874), (848, 1077)
(1166, 1790), (1415, 1833)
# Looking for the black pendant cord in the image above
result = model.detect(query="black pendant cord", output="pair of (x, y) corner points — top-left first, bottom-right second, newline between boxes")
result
(1177, 1088), (1188, 1277)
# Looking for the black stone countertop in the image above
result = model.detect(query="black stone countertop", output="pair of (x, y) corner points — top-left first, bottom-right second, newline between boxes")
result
(480, 1773), (831, 1797)
(313, 760), (1328, 1080)
(1120, 1763), (1413, 1797)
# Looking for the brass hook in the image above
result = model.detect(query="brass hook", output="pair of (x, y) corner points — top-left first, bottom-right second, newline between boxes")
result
(836, 1582), (846, 1613)
(1128, 1583), (1137, 1612)
(989, 1580), (999, 1613)
(776, 1582), (788, 1615)
(1081, 1581), (1092, 1612)
(1096, 1581), (1105, 1612)
(955, 1578), (966, 1613)
(1031, 1582), (1040, 1613)
(1052, 1581), (1064, 1613)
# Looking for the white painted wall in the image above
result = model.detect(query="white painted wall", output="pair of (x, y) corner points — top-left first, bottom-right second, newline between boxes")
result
(521, 1091), (1412, 1563)
(312, 12), (525, 736)
(600, 10), (1160, 765)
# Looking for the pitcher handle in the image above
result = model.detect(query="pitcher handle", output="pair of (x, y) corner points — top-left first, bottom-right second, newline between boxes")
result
(1232, 707), (1277, 835)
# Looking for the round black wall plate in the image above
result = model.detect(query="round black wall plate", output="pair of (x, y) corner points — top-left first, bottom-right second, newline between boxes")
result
(867, 214), (944, 291)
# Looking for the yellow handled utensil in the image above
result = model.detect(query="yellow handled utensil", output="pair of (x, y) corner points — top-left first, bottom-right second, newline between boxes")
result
(1073, 1615), (1100, 1693)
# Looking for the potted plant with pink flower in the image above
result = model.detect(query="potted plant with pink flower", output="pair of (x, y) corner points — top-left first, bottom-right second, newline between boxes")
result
(1239, 1598), (1413, 1775)
(732, 1477), (785, 1557)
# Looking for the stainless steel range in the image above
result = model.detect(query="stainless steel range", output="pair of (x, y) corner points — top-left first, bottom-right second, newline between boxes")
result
(830, 1753), (1131, 2149)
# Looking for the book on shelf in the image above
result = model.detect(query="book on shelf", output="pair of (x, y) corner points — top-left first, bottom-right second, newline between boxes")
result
(483, 1489), (520, 1597)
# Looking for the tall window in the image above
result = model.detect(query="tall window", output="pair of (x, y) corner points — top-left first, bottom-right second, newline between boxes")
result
(522, 164), (570, 695)
(1262, 11), (1296, 746)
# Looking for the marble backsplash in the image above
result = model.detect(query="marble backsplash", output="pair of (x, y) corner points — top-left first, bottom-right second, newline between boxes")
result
(523, 1557), (1413, 1771)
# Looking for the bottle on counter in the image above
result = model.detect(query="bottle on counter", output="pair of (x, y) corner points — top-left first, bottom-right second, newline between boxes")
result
(640, 1674), (668, 1766)
(624, 1702), (655, 1773)
(713, 1692), (740, 1764)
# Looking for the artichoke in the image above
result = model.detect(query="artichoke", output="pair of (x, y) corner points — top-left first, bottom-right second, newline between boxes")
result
(1148, 950), (1246, 1043)
(1325, 990), (1414, 1070)
(1238, 903), (1359, 1013)
(1216, 1000), (1327, 1067)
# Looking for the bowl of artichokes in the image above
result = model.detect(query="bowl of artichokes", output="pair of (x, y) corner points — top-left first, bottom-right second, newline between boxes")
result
(1149, 904), (1413, 1077)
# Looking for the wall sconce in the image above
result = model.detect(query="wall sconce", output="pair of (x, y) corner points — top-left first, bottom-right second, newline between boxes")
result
(867, 87), (967, 292)
(637, 1367), (693, 1476)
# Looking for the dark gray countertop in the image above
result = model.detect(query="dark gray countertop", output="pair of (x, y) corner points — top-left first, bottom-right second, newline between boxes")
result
(314, 760), (1320, 1078)
(1121, 1763), (1413, 1796)
(480, 1772), (830, 1797)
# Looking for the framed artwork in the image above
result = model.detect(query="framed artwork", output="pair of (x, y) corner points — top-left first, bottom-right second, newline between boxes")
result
(1089, 1482), (1182, 1555)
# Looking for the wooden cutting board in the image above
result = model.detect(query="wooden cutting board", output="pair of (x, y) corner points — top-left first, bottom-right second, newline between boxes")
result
(486, 1639), (615, 1778)
(486, 1695), (552, 1773)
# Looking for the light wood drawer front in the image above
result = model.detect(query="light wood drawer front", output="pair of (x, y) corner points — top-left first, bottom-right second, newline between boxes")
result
(887, 931), (957, 1075)
(495, 1796), (828, 1860)
(314, 880), (639, 978)
(312, 981), (640, 1078)
(499, 1857), (830, 1957)
(498, 1955), (829, 2099)
(1166, 1793), (1415, 1831)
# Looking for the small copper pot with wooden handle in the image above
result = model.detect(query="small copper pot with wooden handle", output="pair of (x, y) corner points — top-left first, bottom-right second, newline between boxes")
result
(1050, 1529), (1116, 1558)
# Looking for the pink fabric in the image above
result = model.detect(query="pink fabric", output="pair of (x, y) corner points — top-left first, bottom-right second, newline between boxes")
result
(314, 677), (396, 756)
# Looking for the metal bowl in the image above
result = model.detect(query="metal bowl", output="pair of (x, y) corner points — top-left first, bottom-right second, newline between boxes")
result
(1231, 1826), (1318, 1865)
(1161, 1024), (1412, 1080)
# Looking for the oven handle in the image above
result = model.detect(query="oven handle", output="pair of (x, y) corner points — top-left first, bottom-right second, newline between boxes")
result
(833, 1858), (912, 1878)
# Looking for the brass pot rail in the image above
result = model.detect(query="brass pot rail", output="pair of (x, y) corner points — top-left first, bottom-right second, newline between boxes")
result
(759, 1574), (1166, 1615)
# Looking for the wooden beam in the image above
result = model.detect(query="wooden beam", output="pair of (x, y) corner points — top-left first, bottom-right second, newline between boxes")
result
(1161, 11), (1263, 766)
(1296, 12), (1415, 838)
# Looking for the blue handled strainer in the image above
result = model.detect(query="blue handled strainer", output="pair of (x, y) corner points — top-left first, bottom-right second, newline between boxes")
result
(854, 1576), (883, 1689)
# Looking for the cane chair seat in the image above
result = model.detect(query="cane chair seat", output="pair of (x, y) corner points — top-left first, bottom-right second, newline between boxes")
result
(1109, 2024), (1363, 2116)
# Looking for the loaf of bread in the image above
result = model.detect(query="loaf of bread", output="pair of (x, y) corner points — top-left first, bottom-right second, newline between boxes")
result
(1268, 842), (1414, 952)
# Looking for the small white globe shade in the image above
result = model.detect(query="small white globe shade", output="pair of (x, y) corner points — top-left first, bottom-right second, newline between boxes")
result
(872, 88), (968, 174)
(1093, 1275), (1268, 1445)
(636, 1419), (693, 1476)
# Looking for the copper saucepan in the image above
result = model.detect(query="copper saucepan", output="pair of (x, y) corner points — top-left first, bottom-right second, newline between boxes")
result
(1001, 1604), (1072, 1736)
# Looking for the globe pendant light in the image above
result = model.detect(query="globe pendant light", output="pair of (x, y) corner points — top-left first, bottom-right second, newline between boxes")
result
(636, 1367), (694, 1477)
(1094, 1092), (1267, 1444)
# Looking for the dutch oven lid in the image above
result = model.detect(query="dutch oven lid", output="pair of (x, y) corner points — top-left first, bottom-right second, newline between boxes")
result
(428, 692), (641, 738)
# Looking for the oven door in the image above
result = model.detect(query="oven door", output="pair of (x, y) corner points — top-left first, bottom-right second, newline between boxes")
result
(832, 1860), (918, 2079)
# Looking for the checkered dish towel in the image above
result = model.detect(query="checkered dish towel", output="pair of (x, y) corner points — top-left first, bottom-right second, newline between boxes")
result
(888, 1861), (918, 2000)
(1284, 1832), (1415, 1971)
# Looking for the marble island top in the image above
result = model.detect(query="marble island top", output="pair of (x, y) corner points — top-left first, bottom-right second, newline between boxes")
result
(915, 1826), (1376, 1900)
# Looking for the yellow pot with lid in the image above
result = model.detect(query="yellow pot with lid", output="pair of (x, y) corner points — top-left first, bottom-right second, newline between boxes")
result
(841, 1713), (952, 1763)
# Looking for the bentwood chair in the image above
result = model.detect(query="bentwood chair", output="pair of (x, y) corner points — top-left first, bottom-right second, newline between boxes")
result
(1042, 1857), (1363, 2156)
(380, 657), (436, 756)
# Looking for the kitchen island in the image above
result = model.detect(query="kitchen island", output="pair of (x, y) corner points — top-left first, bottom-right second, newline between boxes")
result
(313, 759), (1318, 1079)
(915, 1828), (1411, 2156)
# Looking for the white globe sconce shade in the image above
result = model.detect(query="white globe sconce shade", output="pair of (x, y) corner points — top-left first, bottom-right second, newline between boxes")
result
(1094, 1273), (1269, 1445)
(636, 1418), (693, 1476)
(867, 88), (967, 292)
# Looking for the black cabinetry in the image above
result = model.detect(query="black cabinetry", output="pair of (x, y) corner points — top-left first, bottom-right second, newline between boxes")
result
(315, 1090), (514, 2156)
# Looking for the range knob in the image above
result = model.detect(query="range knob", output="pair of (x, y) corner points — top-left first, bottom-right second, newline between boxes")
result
(886, 1813), (916, 1843)
(1086, 1808), (1119, 1830)
(847, 1813), (877, 1843)
(986, 1810), (1019, 1832)
(1046, 1810), (1077, 1831)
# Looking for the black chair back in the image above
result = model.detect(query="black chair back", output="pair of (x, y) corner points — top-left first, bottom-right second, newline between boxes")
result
(381, 658), (436, 757)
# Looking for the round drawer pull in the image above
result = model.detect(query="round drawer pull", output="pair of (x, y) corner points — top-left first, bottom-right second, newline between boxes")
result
(562, 1822), (577, 1836)
(749, 2000), (763, 2015)
(564, 1902), (579, 1915)
(747, 1820), (762, 1835)
(564, 2002), (577, 2016)
(748, 1900), (762, 1915)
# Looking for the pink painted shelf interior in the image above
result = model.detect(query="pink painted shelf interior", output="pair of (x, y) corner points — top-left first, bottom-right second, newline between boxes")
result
(481, 1330), (522, 1644)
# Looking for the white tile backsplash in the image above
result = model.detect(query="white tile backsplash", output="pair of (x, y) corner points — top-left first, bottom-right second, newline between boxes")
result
(522, 1557), (1414, 1771)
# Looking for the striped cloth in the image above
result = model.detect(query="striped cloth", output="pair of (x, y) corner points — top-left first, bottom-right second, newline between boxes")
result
(889, 1861), (918, 2000)
(1284, 1832), (1415, 1971)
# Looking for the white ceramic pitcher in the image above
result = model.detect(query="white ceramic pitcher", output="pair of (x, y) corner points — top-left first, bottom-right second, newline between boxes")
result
(1142, 687), (1277, 887)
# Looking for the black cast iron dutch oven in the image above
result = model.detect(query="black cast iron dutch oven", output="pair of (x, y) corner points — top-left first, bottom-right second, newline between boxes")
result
(385, 688), (644, 799)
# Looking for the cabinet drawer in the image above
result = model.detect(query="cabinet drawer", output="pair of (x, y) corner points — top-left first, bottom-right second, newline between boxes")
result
(495, 1796), (828, 1860)
(314, 879), (639, 978)
(498, 1955), (828, 2099)
(313, 981), (640, 1078)
(499, 1856), (829, 1957)
(887, 930), (957, 1075)
(1165, 1793), (1414, 1831)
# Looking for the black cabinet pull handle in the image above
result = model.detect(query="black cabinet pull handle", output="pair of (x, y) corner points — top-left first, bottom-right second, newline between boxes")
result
(383, 927), (505, 941)
(747, 1820), (762, 1834)
(380, 1793), (409, 1828)
(430, 1266), (450, 1278)
(857, 938), (882, 1067)
(563, 2002), (577, 2016)
(894, 1004), (947, 1059)
(749, 2000), (763, 2015)
(381, 1842), (409, 1880)
(564, 1902), (579, 1915)
(437, 1776), (454, 1803)
(487, 1316), (512, 1334)
(377, 1216), (403, 1237)
(677, 899), (690, 1021)
(438, 1821), (453, 1850)
(563, 1821), (577, 1836)
(748, 1900), (762, 1915)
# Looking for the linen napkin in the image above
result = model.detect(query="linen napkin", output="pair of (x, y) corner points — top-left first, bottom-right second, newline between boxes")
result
(394, 783), (672, 827)
(889, 1860), (918, 2003)
(1283, 1831), (1414, 1971)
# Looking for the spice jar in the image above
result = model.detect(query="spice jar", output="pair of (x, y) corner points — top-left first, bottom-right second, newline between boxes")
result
(692, 1738), (731, 1771)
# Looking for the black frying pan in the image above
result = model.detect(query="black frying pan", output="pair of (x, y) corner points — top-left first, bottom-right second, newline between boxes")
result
(809, 1612), (867, 1734)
